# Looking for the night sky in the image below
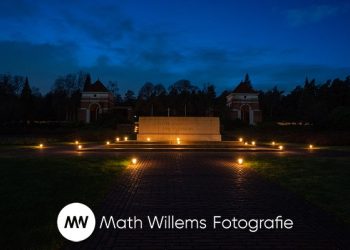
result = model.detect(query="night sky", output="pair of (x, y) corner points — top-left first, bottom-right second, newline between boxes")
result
(1, 0), (349, 93)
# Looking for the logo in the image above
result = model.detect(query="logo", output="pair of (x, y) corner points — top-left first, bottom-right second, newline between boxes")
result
(57, 202), (96, 242)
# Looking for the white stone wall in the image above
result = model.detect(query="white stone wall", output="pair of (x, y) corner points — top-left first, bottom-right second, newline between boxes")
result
(137, 117), (221, 141)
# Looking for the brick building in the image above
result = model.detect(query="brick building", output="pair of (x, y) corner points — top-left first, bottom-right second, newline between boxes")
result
(226, 75), (262, 125)
(78, 80), (114, 123)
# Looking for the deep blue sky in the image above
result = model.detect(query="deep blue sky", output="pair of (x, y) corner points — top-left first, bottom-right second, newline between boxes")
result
(1, 0), (349, 94)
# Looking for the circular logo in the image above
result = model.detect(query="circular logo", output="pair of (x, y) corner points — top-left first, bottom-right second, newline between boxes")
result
(57, 202), (96, 242)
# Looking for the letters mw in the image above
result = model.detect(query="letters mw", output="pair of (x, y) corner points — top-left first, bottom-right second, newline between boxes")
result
(64, 216), (89, 228)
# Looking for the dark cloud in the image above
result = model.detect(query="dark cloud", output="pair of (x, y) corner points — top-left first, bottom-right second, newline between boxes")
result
(0, 0), (134, 47)
(139, 50), (184, 67)
(0, 41), (78, 90)
(1, 39), (348, 94)
(83, 60), (177, 92)
(60, 5), (134, 46)
(0, 0), (349, 94)
(0, 0), (41, 20)
(80, 46), (242, 92)
(192, 48), (231, 64)
(286, 4), (344, 27)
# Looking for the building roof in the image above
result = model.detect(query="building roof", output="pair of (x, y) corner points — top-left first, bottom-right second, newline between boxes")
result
(233, 81), (258, 93)
(83, 80), (109, 92)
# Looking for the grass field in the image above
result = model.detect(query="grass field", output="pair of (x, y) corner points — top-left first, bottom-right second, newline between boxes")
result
(0, 156), (128, 249)
(1, 147), (349, 249)
(248, 155), (350, 224)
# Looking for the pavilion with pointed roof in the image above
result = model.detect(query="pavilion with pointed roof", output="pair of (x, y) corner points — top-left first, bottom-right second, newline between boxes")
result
(226, 74), (262, 125)
(78, 79), (114, 123)
(83, 79), (109, 92)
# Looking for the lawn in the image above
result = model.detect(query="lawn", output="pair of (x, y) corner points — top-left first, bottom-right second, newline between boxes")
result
(0, 156), (128, 249)
(248, 155), (350, 224)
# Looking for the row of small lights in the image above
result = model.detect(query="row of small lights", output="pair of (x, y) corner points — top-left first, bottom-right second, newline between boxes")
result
(238, 137), (315, 151)
(43, 138), (137, 165)
(39, 136), (180, 149)
(38, 138), (177, 167)
(37, 137), (315, 166)
(271, 141), (284, 150)
(115, 136), (129, 142)
(38, 139), (313, 152)
(239, 137), (258, 147)
(236, 137), (315, 165)
(39, 140), (139, 165)
(76, 140), (138, 165)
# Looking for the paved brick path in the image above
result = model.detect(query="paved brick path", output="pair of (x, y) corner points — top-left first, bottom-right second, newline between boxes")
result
(67, 152), (348, 249)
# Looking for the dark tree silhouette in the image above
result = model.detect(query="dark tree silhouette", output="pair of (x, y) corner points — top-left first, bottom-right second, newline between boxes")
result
(124, 90), (136, 105)
(0, 71), (349, 129)
(20, 77), (33, 122)
(138, 82), (155, 100)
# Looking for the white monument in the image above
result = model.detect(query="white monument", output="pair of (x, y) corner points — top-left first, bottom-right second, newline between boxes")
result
(137, 116), (221, 141)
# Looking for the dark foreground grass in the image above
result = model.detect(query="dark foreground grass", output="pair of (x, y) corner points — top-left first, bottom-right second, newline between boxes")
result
(248, 155), (350, 224)
(0, 156), (128, 250)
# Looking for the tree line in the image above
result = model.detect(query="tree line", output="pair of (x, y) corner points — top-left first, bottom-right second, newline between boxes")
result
(0, 72), (349, 128)
(259, 77), (350, 128)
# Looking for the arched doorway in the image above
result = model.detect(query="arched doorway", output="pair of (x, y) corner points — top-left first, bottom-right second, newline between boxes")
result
(89, 103), (100, 122)
(241, 104), (250, 124)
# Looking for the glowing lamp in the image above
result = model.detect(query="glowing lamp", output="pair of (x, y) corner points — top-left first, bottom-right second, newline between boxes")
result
(124, 137), (128, 141)
(39, 144), (43, 148)
(106, 141), (110, 145)
(272, 141), (275, 146)
(75, 140), (79, 145)
(279, 145), (284, 150)
(147, 137), (150, 142)
(309, 144), (313, 149)
(78, 145), (82, 150)
(177, 140), (181, 144)
(131, 158), (137, 164)
(244, 142), (248, 145)
(116, 137), (120, 142)
(237, 158), (244, 165)
(251, 141), (256, 146)
(239, 137), (243, 142)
